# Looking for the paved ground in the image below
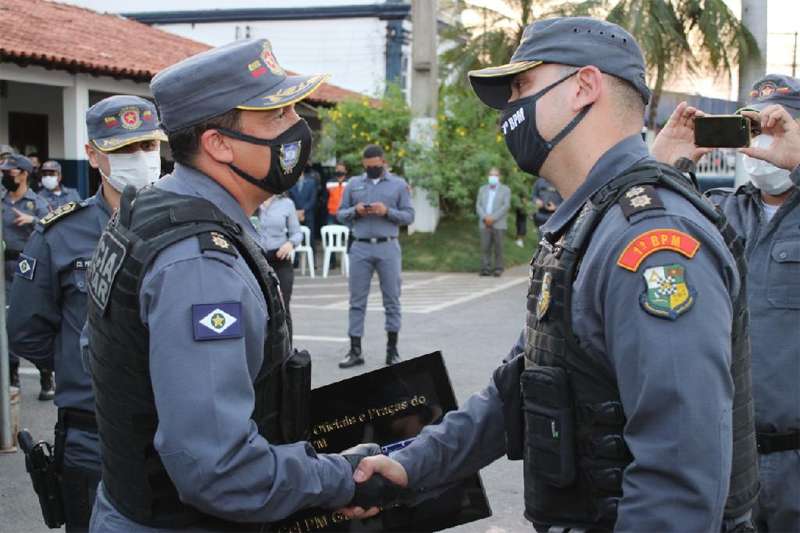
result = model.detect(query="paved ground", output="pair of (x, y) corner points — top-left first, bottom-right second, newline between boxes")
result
(0, 266), (532, 533)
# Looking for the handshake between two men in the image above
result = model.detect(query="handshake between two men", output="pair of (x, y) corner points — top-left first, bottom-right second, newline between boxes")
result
(339, 443), (409, 520)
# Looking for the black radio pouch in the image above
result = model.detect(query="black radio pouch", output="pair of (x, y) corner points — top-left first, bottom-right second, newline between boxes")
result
(281, 349), (312, 443)
(521, 365), (576, 488)
(493, 354), (525, 460)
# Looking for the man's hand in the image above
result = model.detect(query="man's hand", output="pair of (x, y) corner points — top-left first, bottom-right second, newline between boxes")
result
(484, 216), (494, 227)
(338, 452), (409, 520)
(366, 202), (388, 217)
(740, 105), (800, 171)
(12, 208), (34, 226)
(355, 203), (368, 217)
(651, 101), (711, 165)
(534, 198), (544, 209)
(276, 241), (293, 260)
(296, 209), (305, 222)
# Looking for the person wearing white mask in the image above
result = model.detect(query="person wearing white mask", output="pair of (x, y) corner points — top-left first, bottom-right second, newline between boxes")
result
(6, 94), (167, 531)
(475, 167), (510, 277)
(653, 74), (800, 533)
(38, 160), (82, 210)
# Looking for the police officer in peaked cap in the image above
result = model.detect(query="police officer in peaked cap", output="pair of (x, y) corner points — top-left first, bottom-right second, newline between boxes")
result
(8, 94), (167, 531)
(342, 17), (759, 532)
(37, 160), (82, 210)
(85, 39), (397, 532)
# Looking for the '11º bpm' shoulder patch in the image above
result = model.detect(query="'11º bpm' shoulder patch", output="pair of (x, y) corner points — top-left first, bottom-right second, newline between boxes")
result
(192, 302), (243, 341)
(617, 228), (700, 272)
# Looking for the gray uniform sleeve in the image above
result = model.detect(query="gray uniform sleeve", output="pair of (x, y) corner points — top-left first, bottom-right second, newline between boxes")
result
(336, 180), (357, 223)
(286, 205), (303, 247)
(593, 216), (736, 533)
(386, 180), (414, 226)
(7, 231), (59, 362)
(140, 253), (354, 522)
(35, 196), (49, 219)
(391, 377), (506, 491)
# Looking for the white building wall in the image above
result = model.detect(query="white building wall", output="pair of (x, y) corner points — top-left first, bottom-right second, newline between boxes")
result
(156, 18), (389, 96)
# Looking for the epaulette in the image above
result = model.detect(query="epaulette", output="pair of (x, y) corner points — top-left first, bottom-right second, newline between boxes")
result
(39, 201), (87, 231)
(197, 231), (238, 257)
(617, 184), (665, 220)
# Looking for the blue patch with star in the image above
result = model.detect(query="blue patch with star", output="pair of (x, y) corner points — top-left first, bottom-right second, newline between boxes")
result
(15, 254), (37, 281)
(192, 302), (243, 341)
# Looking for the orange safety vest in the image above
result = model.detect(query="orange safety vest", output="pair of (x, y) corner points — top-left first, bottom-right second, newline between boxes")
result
(326, 180), (346, 215)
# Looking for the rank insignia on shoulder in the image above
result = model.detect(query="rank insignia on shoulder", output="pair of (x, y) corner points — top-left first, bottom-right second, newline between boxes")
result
(617, 229), (700, 272)
(618, 184), (664, 219)
(640, 263), (696, 320)
(198, 231), (237, 257)
(40, 201), (80, 229)
(15, 254), (37, 280)
(193, 302), (243, 341)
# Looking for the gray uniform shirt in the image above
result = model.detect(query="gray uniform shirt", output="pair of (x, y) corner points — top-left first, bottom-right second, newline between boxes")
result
(336, 172), (414, 238)
(393, 135), (740, 532)
(709, 180), (800, 433)
(258, 195), (303, 251)
(8, 190), (111, 469)
(92, 164), (354, 531)
(39, 186), (82, 210)
(2, 188), (49, 252)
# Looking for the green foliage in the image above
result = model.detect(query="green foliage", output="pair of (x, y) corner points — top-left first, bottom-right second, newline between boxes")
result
(316, 85), (411, 174)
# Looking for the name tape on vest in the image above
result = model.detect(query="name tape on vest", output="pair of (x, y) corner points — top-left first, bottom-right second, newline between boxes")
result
(617, 229), (700, 272)
(88, 232), (127, 313)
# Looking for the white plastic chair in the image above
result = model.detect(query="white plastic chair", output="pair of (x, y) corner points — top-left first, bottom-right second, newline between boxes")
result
(321, 225), (349, 278)
(293, 226), (315, 278)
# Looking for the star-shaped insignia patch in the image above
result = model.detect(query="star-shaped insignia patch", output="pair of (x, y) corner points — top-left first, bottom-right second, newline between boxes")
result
(630, 195), (652, 208)
(192, 302), (243, 341)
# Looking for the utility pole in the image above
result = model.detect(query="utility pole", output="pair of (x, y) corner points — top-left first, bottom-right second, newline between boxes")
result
(408, 0), (440, 233)
(735, 0), (768, 187)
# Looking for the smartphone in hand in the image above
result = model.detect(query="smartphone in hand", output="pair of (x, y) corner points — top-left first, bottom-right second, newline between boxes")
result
(694, 115), (752, 148)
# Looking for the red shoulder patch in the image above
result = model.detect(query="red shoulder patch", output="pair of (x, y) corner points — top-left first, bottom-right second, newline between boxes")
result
(617, 229), (700, 272)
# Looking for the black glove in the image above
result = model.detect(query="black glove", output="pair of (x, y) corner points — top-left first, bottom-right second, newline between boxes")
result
(341, 443), (404, 508)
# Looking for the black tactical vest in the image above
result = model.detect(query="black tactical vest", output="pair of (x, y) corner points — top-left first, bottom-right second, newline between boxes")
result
(86, 186), (291, 529)
(522, 163), (759, 531)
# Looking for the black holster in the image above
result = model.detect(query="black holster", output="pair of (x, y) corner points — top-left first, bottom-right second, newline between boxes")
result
(280, 349), (312, 442)
(18, 430), (65, 528)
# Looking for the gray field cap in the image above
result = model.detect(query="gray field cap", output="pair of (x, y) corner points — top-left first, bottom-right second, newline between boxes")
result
(86, 95), (168, 152)
(151, 38), (330, 133)
(0, 154), (34, 173)
(469, 17), (651, 109)
(738, 74), (800, 119)
(41, 160), (62, 174)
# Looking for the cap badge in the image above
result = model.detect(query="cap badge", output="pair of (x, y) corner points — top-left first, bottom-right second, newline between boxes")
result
(280, 141), (302, 174)
(248, 60), (268, 78)
(142, 110), (154, 121)
(758, 82), (777, 98)
(120, 107), (142, 130)
(261, 42), (284, 75)
(104, 116), (119, 128)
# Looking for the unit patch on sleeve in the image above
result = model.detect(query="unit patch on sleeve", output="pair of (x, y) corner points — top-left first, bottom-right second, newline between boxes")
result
(617, 229), (700, 272)
(640, 263), (696, 320)
(192, 302), (243, 341)
(15, 254), (37, 280)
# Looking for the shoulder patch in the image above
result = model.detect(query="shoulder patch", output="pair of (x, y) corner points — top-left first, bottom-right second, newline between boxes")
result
(40, 201), (84, 230)
(618, 185), (664, 219)
(198, 231), (238, 257)
(15, 254), (37, 281)
(640, 263), (696, 320)
(617, 229), (700, 272)
(192, 303), (243, 341)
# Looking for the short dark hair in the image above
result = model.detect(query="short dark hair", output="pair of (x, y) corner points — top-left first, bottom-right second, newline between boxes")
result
(335, 161), (347, 169)
(362, 144), (384, 159)
(168, 109), (242, 166)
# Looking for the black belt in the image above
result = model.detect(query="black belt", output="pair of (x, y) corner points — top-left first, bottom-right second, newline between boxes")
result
(57, 408), (98, 434)
(756, 431), (800, 454)
(354, 237), (397, 244)
(4, 249), (21, 261)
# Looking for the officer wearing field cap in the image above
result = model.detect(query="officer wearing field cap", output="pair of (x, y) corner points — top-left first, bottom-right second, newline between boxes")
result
(37, 160), (81, 210)
(2, 153), (51, 394)
(654, 73), (800, 532)
(85, 39), (393, 532)
(344, 17), (759, 531)
(7, 95), (166, 531)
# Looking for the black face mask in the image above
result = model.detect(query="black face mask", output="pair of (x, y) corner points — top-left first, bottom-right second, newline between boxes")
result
(500, 70), (592, 176)
(365, 166), (384, 180)
(217, 118), (312, 194)
(2, 172), (19, 193)
(334, 171), (346, 178)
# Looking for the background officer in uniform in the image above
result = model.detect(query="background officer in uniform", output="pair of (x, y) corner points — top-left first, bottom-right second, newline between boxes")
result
(531, 176), (563, 228)
(343, 17), (758, 532)
(336, 144), (414, 368)
(653, 75), (800, 533)
(7, 95), (166, 532)
(38, 160), (82, 210)
(2, 153), (52, 397)
(86, 40), (383, 532)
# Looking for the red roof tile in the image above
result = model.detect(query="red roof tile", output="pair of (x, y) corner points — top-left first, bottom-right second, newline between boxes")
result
(0, 0), (365, 105)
